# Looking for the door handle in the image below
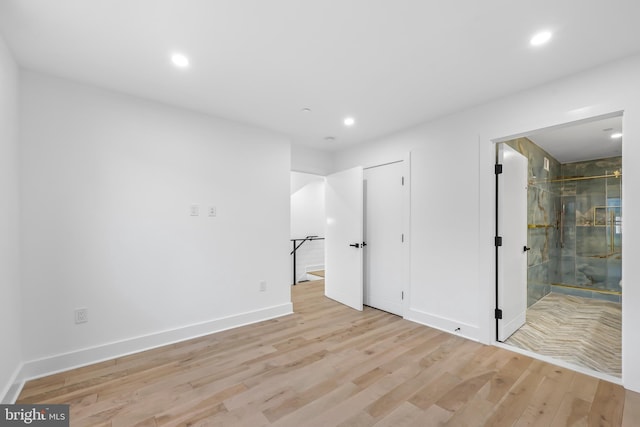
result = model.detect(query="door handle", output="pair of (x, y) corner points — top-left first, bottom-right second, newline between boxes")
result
(523, 246), (531, 252)
(349, 243), (360, 248)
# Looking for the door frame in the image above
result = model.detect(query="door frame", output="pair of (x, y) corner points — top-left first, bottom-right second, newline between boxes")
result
(484, 111), (626, 387)
(484, 111), (626, 346)
(299, 154), (411, 316)
(402, 154), (411, 316)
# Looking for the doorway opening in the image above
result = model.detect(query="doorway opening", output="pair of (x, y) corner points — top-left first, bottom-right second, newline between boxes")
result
(290, 172), (326, 285)
(304, 158), (409, 316)
(495, 113), (623, 378)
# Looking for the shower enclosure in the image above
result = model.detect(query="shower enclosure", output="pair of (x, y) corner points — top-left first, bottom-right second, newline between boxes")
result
(504, 138), (622, 306)
(549, 157), (622, 302)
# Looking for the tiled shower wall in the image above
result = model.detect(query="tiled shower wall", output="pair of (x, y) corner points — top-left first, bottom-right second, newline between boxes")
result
(504, 138), (622, 306)
(505, 138), (561, 307)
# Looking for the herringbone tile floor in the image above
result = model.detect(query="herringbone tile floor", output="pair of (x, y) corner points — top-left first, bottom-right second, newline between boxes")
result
(506, 293), (621, 377)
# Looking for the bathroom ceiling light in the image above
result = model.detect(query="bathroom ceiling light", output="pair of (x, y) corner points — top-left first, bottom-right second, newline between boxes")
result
(301, 107), (312, 113)
(530, 31), (552, 46)
(171, 53), (190, 68)
(611, 132), (623, 139)
(344, 117), (355, 127)
(324, 136), (336, 141)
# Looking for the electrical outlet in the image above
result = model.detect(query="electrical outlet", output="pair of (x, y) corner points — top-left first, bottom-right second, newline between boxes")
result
(259, 281), (267, 292)
(75, 308), (88, 324)
(190, 204), (200, 216)
(208, 206), (217, 217)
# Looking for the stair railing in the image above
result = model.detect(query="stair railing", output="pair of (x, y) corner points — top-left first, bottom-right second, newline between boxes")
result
(290, 236), (324, 285)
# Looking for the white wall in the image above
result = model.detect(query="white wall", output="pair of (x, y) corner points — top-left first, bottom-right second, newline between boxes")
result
(334, 54), (640, 392)
(291, 172), (325, 238)
(0, 35), (22, 402)
(18, 71), (292, 379)
(291, 143), (334, 176)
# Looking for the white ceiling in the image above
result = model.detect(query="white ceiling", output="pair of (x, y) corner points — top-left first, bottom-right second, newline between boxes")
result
(528, 115), (623, 163)
(1, 0), (639, 151)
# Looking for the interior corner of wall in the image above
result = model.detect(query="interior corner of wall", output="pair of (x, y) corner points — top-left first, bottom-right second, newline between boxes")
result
(1, 362), (25, 404)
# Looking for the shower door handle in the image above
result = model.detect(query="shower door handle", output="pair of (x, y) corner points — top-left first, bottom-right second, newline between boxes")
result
(349, 243), (360, 248)
(523, 246), (531, 252)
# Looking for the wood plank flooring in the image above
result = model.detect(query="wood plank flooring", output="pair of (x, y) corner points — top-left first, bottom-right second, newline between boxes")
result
(505, 293), (621, 377)
(17, 280), (636, 426)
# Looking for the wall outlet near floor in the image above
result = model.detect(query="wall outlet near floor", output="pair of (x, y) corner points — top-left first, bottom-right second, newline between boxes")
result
(208, 206), (217, 217)
(259, 281), (267, 292)
(75, 308), (88, 324)
(190, 204), (200, 216)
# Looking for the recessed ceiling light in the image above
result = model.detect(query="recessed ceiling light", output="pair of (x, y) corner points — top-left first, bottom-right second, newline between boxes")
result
(324, 136), (336, 141)
(171, 53), (190, 68)
(301, 108), (312, 113)
(530, 31), (552, 46)
(611, 132), (623, 139)
(344, 117), (355, 127)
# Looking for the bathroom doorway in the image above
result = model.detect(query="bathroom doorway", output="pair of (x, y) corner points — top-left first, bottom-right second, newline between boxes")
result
(496, 113), (623, 378)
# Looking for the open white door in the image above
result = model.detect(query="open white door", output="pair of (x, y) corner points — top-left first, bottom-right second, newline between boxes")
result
(325, 166), (364, 311)
(498, 144), (528, 341)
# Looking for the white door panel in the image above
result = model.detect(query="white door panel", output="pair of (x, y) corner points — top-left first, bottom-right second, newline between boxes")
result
(364, 162), (404, 316)
(498, 144), (528, 341)
(325, 167), (364, 310)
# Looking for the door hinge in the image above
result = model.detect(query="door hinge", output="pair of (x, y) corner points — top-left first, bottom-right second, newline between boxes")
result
(402, 291), (404, 300)
(495, 308), (503, 319)
(401, 176), (405, 185)
(401, 233), (404, 242)
(495, 236), (503, 247)
(495, 164), (503, 175)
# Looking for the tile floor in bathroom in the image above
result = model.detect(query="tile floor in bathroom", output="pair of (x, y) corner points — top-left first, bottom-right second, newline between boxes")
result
(506, 292), (621, 377)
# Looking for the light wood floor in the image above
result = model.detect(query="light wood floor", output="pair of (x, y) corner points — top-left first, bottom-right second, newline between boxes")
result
(506, 293), (621, 377)
(17, 280), (639, 426)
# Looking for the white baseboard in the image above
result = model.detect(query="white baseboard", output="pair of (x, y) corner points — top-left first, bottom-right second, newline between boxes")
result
(305, 264), (324, 273)
(405, 308), (480, 342)
(1, 362), (24, 404)
(15, 303), (293, 387)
